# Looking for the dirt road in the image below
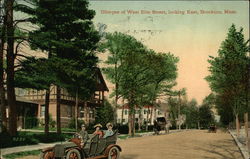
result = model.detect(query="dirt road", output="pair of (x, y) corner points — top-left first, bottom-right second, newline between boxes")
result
(17, 130), (242, 159)
(118, 130), (243, 159)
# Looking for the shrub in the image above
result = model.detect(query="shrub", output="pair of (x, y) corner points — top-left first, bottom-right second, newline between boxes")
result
(116, 124), (129, 134)
(24, 116), (38, 129)
(68, 118), (85, 130)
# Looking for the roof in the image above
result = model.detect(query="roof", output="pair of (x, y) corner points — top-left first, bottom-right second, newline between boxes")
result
(119, 103), (154, 109)
(16, 96), (39, 105)
(95, 67), (109, 92)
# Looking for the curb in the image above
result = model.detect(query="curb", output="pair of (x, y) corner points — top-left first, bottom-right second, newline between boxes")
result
(229, 130), (249, 159)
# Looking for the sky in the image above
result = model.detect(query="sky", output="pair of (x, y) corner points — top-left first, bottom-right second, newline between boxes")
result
(88, 1), (249, 104)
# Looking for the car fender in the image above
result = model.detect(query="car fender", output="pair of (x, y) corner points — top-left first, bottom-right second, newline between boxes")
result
(41, 147), (53, 153)
(104, 144), (122, 156)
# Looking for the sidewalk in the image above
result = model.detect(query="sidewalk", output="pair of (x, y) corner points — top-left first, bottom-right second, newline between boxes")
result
(229, 129), (249, 159)
(0, 129), (184, 156)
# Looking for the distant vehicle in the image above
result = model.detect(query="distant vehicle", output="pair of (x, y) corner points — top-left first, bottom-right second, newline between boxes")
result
(153, 117), (167, 135)
(208, 124), (217, 133)
(40, 131), (121, 159)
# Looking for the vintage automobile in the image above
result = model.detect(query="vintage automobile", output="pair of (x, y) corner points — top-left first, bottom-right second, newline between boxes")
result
(40, 131), (121, 159)
(208, 124), (217, 133)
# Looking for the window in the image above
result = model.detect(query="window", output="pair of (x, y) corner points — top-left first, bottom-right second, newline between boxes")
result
(40, 105), (45, 117)
(125, 110), (128, 115)
(89, 109), (95, 118)
(79, 107), (84, 118)
(67, 105), (72, 117)
(135, 118), (139, 122)
(122, 119), (125, 123)
(144, 109), (147, 114)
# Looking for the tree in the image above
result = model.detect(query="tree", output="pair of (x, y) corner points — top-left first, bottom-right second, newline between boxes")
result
(95, 99), (114, 127)
(199, 104), (214, 129)
(102, 32), (178, 136)
(0, 0), (7, 132)
(15, 57), (55, 135)
(181, 98), (199, 129)
(206, 24), (249, 136)
(16, 0), (100, 134)
(5, 0), (17, 136)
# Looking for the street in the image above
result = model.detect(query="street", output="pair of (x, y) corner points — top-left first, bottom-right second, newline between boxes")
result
(117, 130), (242, 159)
(16, 130), (242, 159)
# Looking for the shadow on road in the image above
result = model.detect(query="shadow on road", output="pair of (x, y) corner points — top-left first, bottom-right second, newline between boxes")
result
(120, 154), (138, 159)
(196, 139), (243, 159)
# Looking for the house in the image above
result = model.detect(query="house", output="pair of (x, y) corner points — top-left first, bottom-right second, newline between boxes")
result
(117, 103), (168, 125)
(15, 68), (109, 128)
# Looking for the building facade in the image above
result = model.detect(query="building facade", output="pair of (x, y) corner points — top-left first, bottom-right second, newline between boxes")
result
(117, 104), (167, 125)
(15, 68), (109, 128)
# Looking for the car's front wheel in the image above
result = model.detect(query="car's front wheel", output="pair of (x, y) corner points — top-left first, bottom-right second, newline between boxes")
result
(108, 147), (120, 159)
(66, 149), (81, 159)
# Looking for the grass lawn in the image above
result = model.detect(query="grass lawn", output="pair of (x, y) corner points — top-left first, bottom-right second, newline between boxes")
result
(29, 127), (76, 132)
(3, 150), (41, 159)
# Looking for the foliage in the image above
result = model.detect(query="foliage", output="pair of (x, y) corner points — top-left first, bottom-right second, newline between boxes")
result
(0, 131), (73, 148)
(181, 99), (199, 129)
(68, 118), (85, 130)
(3, 150), (41, 159)
(24, 116), (38, 129)
(205, 24), (249, 123)
(95, 99), (114, 127)
(15, 0), (100, 99)
(199, 104), (215, 129)
(101, 32), (178, 135)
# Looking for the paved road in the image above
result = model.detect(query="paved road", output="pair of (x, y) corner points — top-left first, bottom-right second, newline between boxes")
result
(15, 130), (243, 159)
(117, 130), (243, 159)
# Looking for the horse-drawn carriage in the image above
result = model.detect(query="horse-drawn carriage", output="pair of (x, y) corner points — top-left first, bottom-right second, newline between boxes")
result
(40, 131), (121, 159)
(153, 117), (167, 135)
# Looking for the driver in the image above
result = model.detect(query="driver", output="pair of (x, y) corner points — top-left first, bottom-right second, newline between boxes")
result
(78, 124), (89, 146)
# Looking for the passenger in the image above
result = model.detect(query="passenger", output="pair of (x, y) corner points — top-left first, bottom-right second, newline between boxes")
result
(103, 123), (114, 138)
(93, 123), (104, 138)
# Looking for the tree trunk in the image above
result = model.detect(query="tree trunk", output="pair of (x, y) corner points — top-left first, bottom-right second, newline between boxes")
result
(75, 89), (78, 131)
(114, 82), (118, 125)
(146, 106), (149, 131)
(150, 106), (153, 126)
(138, 109), (142, 131)
(6, 0), (16, 136)
(244, 113), (249, 150)
(132, 112), (135, 136)
(236, 113), (240, 137)
(128, 110), (132, 136)
(121, 104), (124, 125)
(56, 86), (61, 134)
(178, 91), (181, 130)
(44, 88), (50, 135)
(0, 12), (7, 131)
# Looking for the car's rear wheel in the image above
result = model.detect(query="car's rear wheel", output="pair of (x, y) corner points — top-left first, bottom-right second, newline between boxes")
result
(66, 149), (81, 159)
(108, 147), (120, 159)
(40, 151), (54, 159)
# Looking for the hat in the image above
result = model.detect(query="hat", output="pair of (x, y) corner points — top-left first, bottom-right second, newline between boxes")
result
(106, 123), (113, 128)
(94, 123), (102, 128)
